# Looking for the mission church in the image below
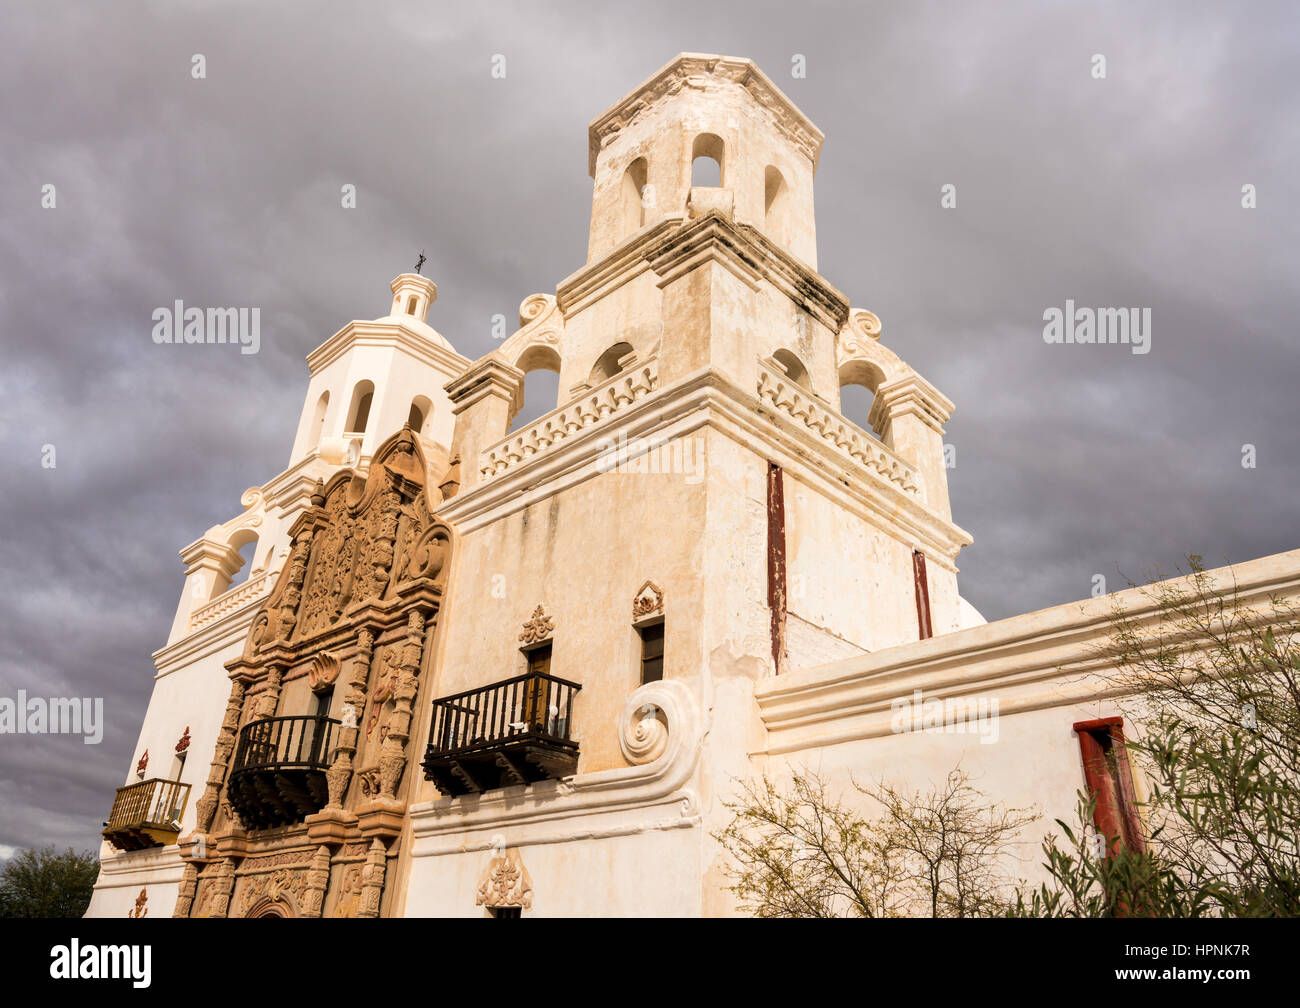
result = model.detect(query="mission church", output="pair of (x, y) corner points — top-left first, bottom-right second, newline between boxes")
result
(85, 52), (1299, 917)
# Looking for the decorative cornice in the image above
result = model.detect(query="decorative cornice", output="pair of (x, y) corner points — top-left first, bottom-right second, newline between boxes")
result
(438, 366), (971, 563)
(758, 548), (1300, 755)
(306, 318), (469, 379)
(643, 212), (849, 332)
(587, 53), (824, 177)
(869, 373), (955, 435)
(646, 210), (763, 292)
(444, 356), (525, 415)
(556, 216), (682, 317)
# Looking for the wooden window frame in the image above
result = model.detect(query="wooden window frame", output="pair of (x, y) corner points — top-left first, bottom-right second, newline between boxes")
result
(1072, 716), (1145, 856)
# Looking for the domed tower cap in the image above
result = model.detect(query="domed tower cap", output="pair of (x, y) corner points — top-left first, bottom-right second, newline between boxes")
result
(390, 273), (438, 323)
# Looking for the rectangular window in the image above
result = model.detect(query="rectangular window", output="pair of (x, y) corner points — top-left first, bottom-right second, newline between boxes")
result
(1072, 716), (1144, 856)
(639, 622), (664, 684)
(312, 689), (333, 719)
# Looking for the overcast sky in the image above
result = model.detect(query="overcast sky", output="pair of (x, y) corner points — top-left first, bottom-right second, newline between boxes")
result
(2, 0), (1297, 856)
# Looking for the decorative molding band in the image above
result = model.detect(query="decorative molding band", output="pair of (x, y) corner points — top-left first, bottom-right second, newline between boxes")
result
(306, 320), (470, 378)
(445, 355), (525, 411)
(757, 548), (1300, 755)
(556, 217), (682, 318)
(646, 212), (764, 293)
(478, 357), (659, 483)
(438, 368), (971, 563)
(92, 846), (186, 885)
(756, 357), (920, 496)
(869, 373), (955, 436)
(587, 53), (824, 176)
(190, 568), (274, 631)
(154, 593), (266, 679)
(409, 679), (702, 855)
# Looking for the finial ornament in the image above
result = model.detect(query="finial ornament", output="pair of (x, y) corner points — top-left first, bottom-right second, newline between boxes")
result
(414, 250), (426, 275)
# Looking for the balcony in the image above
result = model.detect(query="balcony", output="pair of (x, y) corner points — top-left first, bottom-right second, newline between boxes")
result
(103, 778), (191, 852)
(227, 714), (340, 829)
(422, 673), (581, 797)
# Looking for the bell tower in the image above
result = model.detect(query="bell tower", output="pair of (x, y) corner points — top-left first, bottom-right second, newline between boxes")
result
(499, 54), (848, 431)
(437, 53), (974, 759)
(287, 272), (470, 478)
(586, 53), (822, 268)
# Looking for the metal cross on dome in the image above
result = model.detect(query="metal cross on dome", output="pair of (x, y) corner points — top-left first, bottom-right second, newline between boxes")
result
(414, 251), (426, 275)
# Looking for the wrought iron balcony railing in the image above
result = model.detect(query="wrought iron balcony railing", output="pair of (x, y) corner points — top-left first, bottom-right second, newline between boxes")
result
(227, 714), (340, 829)
(422, 672), (581, 797)
(102, 777), (191, 852)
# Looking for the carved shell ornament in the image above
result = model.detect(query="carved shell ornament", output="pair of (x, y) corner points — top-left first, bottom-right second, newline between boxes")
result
(307, 652), (341, 694)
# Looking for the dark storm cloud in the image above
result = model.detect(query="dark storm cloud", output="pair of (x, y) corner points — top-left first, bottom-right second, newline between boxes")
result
(1, 0), (1296, 853)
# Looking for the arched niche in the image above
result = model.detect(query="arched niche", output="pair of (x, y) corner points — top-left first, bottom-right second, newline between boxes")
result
(838, 359), (887, 440)
(346, 380), (375, 435)
(509, 344), (562, 431)
(690, 133), (724, 188)
(771, 348), (812, 392)
(587, 342), (635, 386)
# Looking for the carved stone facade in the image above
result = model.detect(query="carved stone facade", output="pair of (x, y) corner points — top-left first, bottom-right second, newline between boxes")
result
(169, 428), (454, 918)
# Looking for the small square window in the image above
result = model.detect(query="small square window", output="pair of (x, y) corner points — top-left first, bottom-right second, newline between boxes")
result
(639, 622), (664, 684)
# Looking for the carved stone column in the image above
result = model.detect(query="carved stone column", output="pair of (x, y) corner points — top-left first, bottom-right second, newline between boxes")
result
(309, 628), (371, 847)
(379, 610), (425, 800)
(326, 628), (372, 809)
(209, 857), (237, 919)
(254, 665), (283, 720)
(194, 678), (246, 834)
(301, 845), (332, 918)
(356, 839), (387, 919)
(868, 373), (955, 521)
(445, 357), (524, 492)
(273, 526), (314, 641)
(173, 862), (198, 918)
